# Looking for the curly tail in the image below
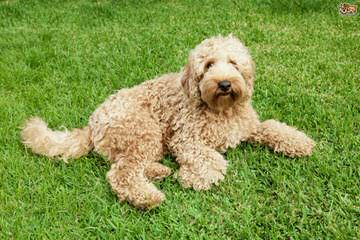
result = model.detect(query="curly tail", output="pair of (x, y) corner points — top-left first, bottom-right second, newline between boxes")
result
(21, 117), (93, 162)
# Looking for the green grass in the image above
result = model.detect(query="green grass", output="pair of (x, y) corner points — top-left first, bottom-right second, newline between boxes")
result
(1, 0), (359, 239)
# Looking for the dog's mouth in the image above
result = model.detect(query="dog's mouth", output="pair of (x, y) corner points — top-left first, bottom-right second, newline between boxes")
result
(217, 92), (231, 96)
(215, 90), (237, 99)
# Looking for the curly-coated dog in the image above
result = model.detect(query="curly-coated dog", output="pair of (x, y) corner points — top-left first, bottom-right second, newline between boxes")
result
(21, 35), (315, 209)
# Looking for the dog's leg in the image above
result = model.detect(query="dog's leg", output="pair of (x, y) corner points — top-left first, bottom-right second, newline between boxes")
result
(174, 143), (227, 190)
(107, 160), (165, 210)
(102, 112), (167, 209)
(145, 162), (171, 181)
(250, 119), (315, 157)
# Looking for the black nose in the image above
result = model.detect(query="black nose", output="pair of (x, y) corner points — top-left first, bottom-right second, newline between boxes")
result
(218, 80), (231, 91)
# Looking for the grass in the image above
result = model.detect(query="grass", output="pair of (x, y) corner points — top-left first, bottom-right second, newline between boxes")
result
(0, 0), (359, 239)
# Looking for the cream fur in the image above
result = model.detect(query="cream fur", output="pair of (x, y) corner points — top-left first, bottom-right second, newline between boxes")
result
(21, 117), (92, 162)
(21, 35), (315, 209)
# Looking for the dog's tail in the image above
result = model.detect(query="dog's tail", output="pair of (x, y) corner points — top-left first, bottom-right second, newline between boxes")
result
(21, 117), (93, 162)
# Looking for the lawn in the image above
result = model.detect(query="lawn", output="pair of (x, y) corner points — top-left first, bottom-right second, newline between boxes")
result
(0, 0), (359, 239)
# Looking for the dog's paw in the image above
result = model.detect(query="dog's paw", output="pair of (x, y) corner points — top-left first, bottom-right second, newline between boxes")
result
(131, 190), (166, 210)
(178, 159), (227, 190)
(145, 162), (172, 181)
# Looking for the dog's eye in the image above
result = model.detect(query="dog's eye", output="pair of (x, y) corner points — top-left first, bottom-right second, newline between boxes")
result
(229, 59), (240, 71)
(229, 59), (237, 66)
(204, 61), (214, 71)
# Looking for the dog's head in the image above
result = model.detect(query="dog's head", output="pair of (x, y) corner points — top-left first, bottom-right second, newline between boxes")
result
(181, 35), (255, 112)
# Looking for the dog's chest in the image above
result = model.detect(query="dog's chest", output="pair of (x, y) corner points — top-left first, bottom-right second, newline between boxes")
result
(199, 115), (250, 152)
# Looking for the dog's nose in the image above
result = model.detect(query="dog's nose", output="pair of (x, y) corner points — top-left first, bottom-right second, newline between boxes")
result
(218, 80), (231, 92)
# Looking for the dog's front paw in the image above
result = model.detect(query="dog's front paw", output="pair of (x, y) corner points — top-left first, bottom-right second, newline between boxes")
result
(178, 159), (227, 190)
(257, 120), (316, 157)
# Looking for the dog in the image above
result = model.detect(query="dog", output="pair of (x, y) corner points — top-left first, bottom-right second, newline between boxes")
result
(21, 35), (315, 209)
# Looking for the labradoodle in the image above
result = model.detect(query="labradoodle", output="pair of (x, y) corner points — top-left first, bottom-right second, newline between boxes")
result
(21, 35), (315, 209)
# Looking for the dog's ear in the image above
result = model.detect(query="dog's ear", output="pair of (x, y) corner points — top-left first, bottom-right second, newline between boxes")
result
(180, 62), (192, 97)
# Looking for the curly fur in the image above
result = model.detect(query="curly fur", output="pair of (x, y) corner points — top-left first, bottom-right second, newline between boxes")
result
(21, 35), (315, 209)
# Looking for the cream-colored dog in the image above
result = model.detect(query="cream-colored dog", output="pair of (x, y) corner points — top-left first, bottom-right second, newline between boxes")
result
(21, 35), (315, 209)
